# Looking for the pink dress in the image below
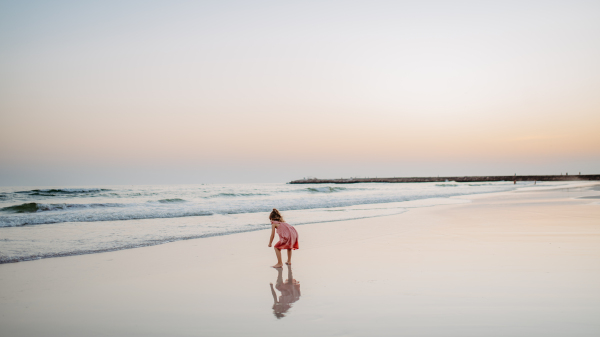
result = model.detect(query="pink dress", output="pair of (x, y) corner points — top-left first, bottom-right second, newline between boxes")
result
(272, 221), (299, 250)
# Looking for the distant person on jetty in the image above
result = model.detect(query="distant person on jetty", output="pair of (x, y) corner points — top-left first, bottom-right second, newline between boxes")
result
(268, 209), (299, 268)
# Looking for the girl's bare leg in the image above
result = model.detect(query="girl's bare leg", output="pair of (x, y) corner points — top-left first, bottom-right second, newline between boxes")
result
(286, 249), (292, 265)
(272, 248), (283, 268)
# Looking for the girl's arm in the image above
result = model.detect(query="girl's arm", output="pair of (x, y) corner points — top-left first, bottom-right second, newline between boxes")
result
(268, 223), (276, 247)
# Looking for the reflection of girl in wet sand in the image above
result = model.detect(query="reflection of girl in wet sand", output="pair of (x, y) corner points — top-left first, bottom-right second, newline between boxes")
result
(270, 265), (301, 319)
(267, 209), (299, 268)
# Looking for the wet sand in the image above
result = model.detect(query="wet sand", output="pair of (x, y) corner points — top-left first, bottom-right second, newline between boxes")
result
(1, 183), (599, 336)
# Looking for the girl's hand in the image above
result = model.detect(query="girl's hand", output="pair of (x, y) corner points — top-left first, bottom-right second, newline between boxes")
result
(268, 243), (272, 247)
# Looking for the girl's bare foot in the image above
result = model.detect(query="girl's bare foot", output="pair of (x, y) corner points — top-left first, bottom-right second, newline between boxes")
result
(285, 262), (292, 265)
(272, 264), (283, 268)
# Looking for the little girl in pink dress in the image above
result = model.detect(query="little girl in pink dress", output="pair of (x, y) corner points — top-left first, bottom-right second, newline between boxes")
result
(267, 209), (299, 268)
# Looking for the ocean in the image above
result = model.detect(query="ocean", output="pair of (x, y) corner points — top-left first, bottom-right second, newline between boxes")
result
(0, 181), (541, 263)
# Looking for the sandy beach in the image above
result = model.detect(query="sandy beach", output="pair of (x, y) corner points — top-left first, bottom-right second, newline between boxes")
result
(1, 183), (599, 337)
(3, 2), (599, 336)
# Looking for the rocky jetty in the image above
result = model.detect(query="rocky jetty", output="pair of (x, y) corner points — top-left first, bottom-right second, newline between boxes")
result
(289, 174), (600, 184)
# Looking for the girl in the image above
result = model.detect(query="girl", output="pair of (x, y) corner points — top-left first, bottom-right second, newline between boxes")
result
(268, 209), (299, 268)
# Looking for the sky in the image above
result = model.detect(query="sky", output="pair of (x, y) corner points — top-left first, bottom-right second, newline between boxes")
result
(1, 0), (599, 186)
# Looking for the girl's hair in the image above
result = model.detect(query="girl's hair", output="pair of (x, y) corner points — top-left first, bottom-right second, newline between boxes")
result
(269, 208), (284, 222)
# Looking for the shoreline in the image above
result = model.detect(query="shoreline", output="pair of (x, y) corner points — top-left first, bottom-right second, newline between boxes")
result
(1, 182), (599, 336)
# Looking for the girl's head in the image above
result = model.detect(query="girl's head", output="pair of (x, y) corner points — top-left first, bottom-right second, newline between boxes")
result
(269, 208), (284, 222)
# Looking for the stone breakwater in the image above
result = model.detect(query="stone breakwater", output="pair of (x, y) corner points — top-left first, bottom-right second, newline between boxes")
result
(289, 175), (600, 184)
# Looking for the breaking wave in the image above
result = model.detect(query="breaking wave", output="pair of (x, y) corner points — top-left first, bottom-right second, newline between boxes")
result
(157, 198), (187, 203)
(0, 207), (214, 227)
(306, 186), (346, 193)
(1, 202), (125, 213)
(14, 188), (112, 197)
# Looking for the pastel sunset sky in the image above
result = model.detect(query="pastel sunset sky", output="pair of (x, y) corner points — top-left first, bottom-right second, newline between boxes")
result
(1, 1), (599, 185)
